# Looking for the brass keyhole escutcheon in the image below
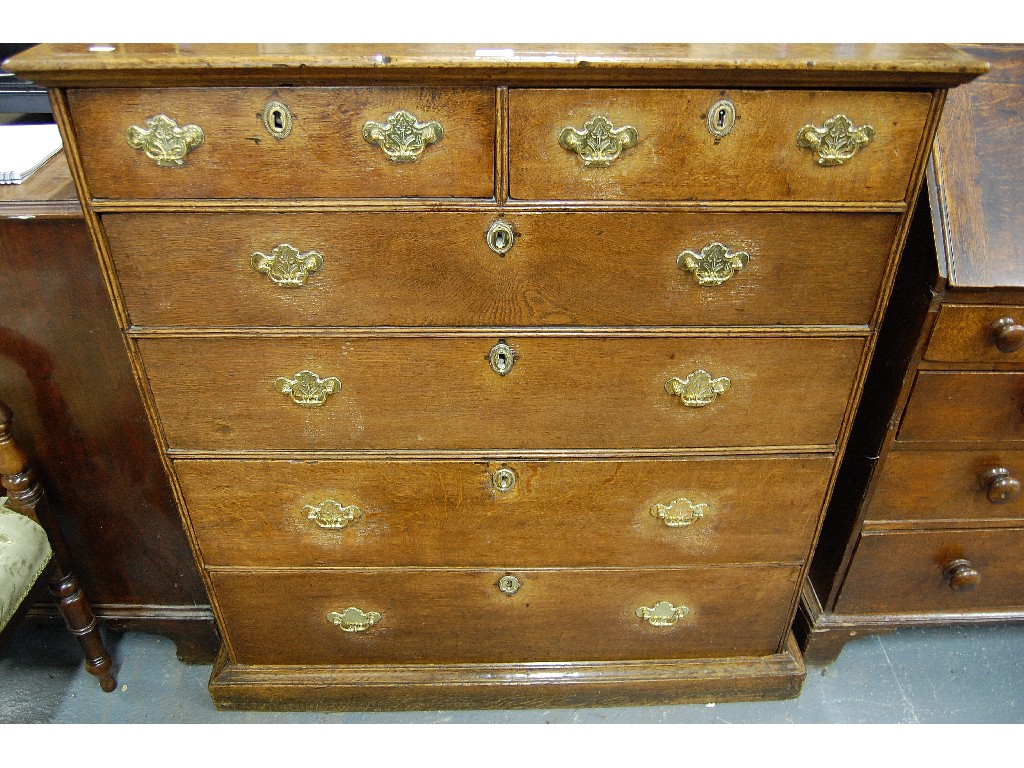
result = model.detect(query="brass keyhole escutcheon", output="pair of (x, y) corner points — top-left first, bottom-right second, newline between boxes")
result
(488, 341), (516, 376)
(492, 467), (517, 493)
(262, 101), (293, 140)
(498, 575), (521, 596)
(486, 220), (515, 255)
(707, 99), (736, 138)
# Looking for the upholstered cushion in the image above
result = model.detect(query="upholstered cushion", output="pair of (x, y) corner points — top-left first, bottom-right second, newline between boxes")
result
(0, 497), (53, 631)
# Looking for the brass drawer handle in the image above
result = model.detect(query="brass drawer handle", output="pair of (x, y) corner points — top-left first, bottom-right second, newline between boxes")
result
(558, 116), (638, 168)
(942, 559), (981, 593)
(327, 607), (381, 632)
(362, 109), (443, 163)
(651, 497), (707, 528)
(251, 244), (324, 287)
(492, 467), (517, 493)
(636, 601), (689, 627)
(665, 370), (731, 408)
(796, 114), (874, 166)
(304, 499), (362, 529)
(678, 243), (750, 286)
(488, 341), (516, 376)
(497, 575), (521, 596)
(989, 318), (1024, 353)
(274, 370), (342, 407)
(981, 467), (1021, 504)
(485, 221), (515, 255)
(125, 114), (204, 167)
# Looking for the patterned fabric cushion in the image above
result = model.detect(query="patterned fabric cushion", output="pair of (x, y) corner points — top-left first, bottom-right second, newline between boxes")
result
(0, 497), (53, 631)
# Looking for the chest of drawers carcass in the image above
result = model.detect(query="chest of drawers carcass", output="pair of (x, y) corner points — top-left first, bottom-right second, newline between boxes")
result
(6, 44), (984, 710)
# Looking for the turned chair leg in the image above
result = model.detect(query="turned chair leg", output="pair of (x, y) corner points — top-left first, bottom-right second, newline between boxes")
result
(0, 399), (117, 692)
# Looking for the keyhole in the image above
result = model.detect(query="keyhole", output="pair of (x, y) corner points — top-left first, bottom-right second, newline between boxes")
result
(497, 353), (508, 370)
(717, 108), (727, 129)
(495, 231), (507, 249)
(272, 109), (283, 130)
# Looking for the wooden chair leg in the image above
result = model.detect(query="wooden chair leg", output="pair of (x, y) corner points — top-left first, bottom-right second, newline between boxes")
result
(0, 399), (117, 692)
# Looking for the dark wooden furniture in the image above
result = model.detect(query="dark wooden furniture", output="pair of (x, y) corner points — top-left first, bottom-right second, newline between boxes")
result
(799, 45), (1024, 664)
(0, 151), (216, 661)
(0, 398), (116, 690)
(7, 43), (984, 710)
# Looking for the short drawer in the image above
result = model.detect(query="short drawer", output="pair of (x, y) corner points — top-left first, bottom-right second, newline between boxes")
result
(835, 528), (1024, 614)
(105, 211), (898, 329)
(138, 335), (864, 452)
(898, 371), (1024, 444)
(211, 566), (800, 665)
(924, 305), (1024, 364)
(176, 456), (830, 568)
(509, 88), (931, 202)
(67, 87), (495, 199)
(866, 449), (1024, 524)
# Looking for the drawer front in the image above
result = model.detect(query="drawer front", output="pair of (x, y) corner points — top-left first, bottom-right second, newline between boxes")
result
(176, 456), (830, 568)
(138, 336), (864, 451)
(211, 566), (800, 664)
(866, 449), (1024, 524)
(106, 211), (898, 329)
(509, 89), (931, 202)
(898, 371), (1024, 444)
(925, 305), (1024, 364)
(836, 529), (1024, 614)
(67, 87), (495, 199)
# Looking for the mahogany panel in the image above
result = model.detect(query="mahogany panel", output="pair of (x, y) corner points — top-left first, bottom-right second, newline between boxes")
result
(66, 87), (496, 200)
(138, 335), (864, 452)
(211, 565), (801, 665)
(105, 211), (897, 329)
(924, 304), (1024, 363)
(898, 371), (1024, 444)
(510, 89), (932, 202)
(176, 456), (830, 568)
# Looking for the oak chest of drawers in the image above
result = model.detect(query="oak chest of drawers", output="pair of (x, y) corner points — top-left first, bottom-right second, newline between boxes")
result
(800, 45), (1024, 663)
(7, 43), (984, 709)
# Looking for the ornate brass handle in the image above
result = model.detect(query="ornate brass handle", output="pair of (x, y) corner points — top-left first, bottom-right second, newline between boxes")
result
(304, 499), (362, 529)
(251, 244), (324, 287)
(796, 114), (874, 166)
(488, 341), (516, 376)
(636, 601), (690, 627)
(485, 221), (515, 255)
(990, 318), (1024, 353)
(981, 467), (1021, 504)
(651, 497), (707, 528)
(327, 607), (381, 632)
(362, 109), (443, 163)
(665, 370), (731, 408)
(125, 114), (204, 167)
(274, 370), (341, 407)
(942, 559), (981, 593)
(678, 243), (750, 286)
(558, 116), (638, 167)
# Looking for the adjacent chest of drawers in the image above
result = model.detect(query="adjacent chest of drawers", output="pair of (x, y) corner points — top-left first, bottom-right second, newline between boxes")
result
(7, 44), (983, 709)
(800, 45), (1023, 664)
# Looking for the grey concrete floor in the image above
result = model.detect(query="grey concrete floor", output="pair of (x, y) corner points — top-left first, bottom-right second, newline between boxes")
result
(1, 621), (1022, 723)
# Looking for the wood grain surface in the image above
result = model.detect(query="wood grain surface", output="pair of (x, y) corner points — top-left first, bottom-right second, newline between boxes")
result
(104, 210), (897, 329)
(898, 371), (1024, 444)
(924, 304), (1024, 363)
(176, 456), (830, 568)
(510, 89), (932, 203)
(137, 335), (864, 452)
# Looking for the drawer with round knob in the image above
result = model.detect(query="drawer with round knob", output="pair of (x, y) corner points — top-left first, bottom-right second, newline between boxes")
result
(103, 210), (898, 329)
(834, 528), (1024, 614)
(924, 305), (1024, 363)
(175, 455), (831, 568)
(864, 449), (1024, 524)
(509, 88), (932, 202)
(66, 87), (496, 199)
(209, 565), (801, 665)
(136, 335), (864, 452)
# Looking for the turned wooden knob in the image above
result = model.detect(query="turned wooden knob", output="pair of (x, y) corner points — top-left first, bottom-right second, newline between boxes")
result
(943, 558), (981, 592)
(989, 317), (1024, 353)
(981, 467), (1021, 504)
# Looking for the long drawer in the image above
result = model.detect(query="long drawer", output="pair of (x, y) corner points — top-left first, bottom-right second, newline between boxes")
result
(835, 528), (1024, 614)
(138, 335), (864, 452)
(176, 456), (830, 568)
(105, 211), (898, 329)
(509, 88), (931, 202)
(211, 566), (801, 665)
(67, 87), (496, 199)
